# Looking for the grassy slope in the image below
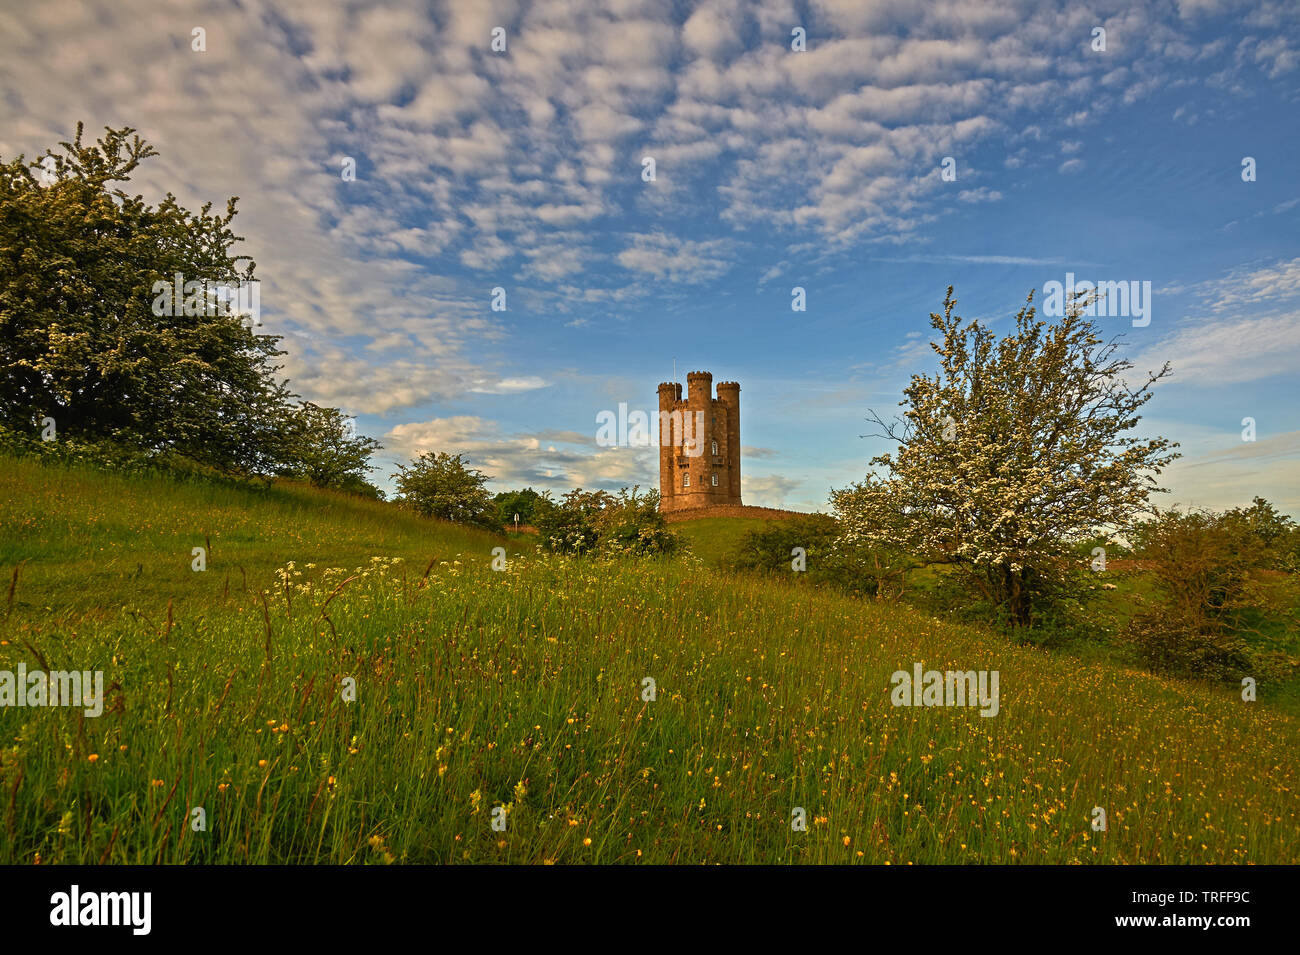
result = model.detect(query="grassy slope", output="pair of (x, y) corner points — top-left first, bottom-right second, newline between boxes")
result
(674, 513), (1300, 713)
(1, 455), (502, 619)
(672, 516), (771, 567)
(1, 455), (1295, 864)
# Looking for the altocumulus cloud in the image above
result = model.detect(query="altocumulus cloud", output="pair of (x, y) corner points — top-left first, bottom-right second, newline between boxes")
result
(2, 0), (1297, 504)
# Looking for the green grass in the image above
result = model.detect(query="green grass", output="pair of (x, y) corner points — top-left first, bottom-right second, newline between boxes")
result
(1, 454), (501, 620)
(1, 454), (1296, 864)
(672, 516), (773, 567)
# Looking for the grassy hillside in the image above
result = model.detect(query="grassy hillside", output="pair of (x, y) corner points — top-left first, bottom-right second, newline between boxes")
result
(1, 455), (502, 620)
(672, 515), (773, 567)
(1, 455), (1296, 864)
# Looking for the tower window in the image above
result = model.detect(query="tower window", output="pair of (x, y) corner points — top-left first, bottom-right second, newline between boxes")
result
(711, 440), (718, 456)
(683, 473), (690, 487)
(711, 473), (718, 486)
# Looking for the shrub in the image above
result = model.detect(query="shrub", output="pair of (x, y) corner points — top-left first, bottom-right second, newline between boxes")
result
(274, 402), (382, 495)
(394, 452), (495, 527)
(736, 513), (913, 598)
(532, 489), (607, 555)
(594, 487), (678, 556)
(533, 486), (678, 557)
(1123, 508), (1271, 679)
(0, 420), (211, 476)
(1222, 496), (1298, 572)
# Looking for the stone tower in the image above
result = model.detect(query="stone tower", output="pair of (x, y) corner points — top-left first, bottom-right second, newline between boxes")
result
(657, 371), (741, 512)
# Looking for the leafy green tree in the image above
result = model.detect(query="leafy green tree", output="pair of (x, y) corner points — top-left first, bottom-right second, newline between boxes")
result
(394, 451), (494, 526)
(832, 286), (1179, 629)
(0, 124), (291, 474)
(277, 401), (382, 495)
(493, 487), (544, 527)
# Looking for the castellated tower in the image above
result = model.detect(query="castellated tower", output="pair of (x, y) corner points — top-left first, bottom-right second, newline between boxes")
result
(657, 371), (741, 512)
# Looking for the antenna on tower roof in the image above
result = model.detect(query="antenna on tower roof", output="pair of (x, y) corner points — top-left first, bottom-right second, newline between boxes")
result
(672, 357), (677, 386)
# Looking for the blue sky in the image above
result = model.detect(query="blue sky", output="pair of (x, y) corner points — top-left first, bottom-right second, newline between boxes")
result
(2, 0), (1297, 513)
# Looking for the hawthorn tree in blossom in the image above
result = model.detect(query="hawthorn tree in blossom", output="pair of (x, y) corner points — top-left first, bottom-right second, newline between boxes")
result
(831, 286), (1179, 629)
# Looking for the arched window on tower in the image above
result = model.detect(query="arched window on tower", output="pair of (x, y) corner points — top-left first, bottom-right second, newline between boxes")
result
(711, 440), (718, 456)
(711, 473), (718, 486)
(683, 473), (690, 487)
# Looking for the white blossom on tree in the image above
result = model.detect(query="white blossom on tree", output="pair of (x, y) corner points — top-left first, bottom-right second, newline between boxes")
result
(831, 286), (1179, 627)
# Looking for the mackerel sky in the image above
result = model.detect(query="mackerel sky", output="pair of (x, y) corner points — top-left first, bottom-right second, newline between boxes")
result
(2, 1), (1297, 513)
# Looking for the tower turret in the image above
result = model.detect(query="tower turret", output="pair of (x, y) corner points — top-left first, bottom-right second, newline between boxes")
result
(658, 370), (741, 512)
(657, 382), (681, 507)
(716, 381), (741, 502)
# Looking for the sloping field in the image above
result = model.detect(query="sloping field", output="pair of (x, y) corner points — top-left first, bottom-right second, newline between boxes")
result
(0, 455), (1295, 864)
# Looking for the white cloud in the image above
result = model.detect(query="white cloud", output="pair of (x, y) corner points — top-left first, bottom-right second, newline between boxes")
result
(956, 186), (1004, 203)
(1139, 312), (1300, 385)
(617, 233), (735, 283)
(1201, 258), (1300, 311)
(683, 3), (744, 60)
(1134, 258), (1300, 386)
(1156, 431), (1300, 515)
(468, 377), (551, 394)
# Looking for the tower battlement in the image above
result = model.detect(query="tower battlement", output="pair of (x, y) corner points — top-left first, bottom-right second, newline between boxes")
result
(658, 370), (741, 513)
